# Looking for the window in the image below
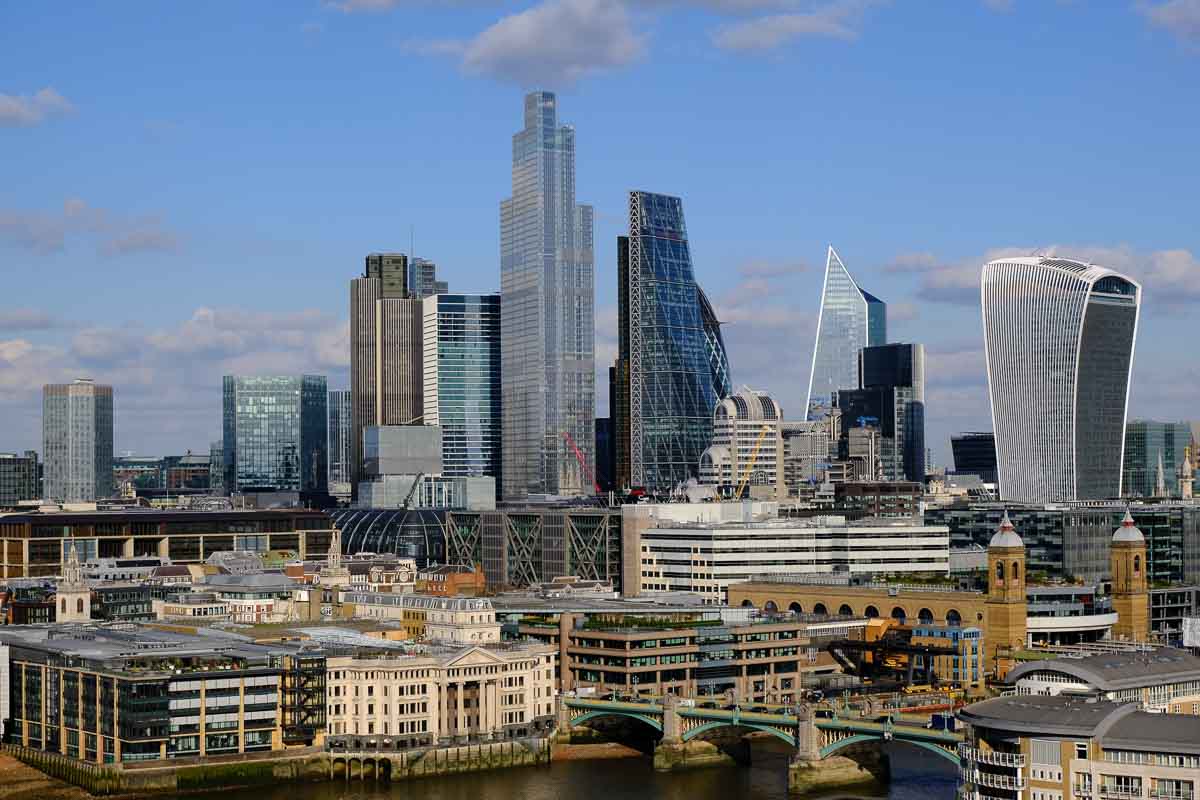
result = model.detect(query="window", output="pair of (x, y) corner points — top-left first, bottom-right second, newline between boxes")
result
(1075, 742), (1088, 760)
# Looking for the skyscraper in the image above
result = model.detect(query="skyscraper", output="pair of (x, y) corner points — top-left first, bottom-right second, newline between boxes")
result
(950, 431), (998, 483)
(1123, 420), (1192, 498)
(835, 343), (925, 482)
(805, 246), (886, 419)
(500, 91), (594, 499)
(43, 378), (113, 502)
(614, 191), (732, 493)
(409, 257), (449, 299)
(222, 375), (328, 494)
(422, 293), (502, 482)
(328, 389), (353, 497)
(982, 257), (1141, 502)
(350, 253), (423, 493)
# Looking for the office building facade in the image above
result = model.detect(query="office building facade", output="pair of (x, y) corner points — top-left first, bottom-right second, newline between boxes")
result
(328, 389), (353, 498)
(222, 375), (328, 494)
(500, 91), (595, 499)
(616, 191), (732, 493)
(805, 246), (886, 419)
(408, 257), (448, 299)
(836, 343), (925, 482)
(982, 257), (1141, 502)
(42, 379), (114, 503)
(699, 387), (783, 495)
(350, 253), (424, 492)
(1123, 420), (1192, 498)
(422, 294), (502, 483)
(0, 451), (38, 506)
(951, 431), (998, 483)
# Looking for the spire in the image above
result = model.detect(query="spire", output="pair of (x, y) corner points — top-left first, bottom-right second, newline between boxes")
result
(327, 526), (342, 571)
(1155, 452), (1167, 497)
(989, 511), (1024, 549)
(1113, 507), (1145, 544)
(63, 538), (83, 588)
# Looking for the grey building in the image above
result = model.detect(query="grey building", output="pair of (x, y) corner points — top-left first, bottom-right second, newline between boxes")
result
(42, 378), (114, 503)
(422, 294), (502, 484)
(208, 439), (224, 495)
(500, 91), (595, 500)
(836, 343), (925, 482)
(350, 253), (423, 494)
(409, 257), (448, 299)
(0, 451), (38, 506)
(1123, 420), (1192, 498)
(982, 257), (1140, 502)
(361, 425), (443, 477)
(328, 389), (352, 497)
(222, 375), (328, 494)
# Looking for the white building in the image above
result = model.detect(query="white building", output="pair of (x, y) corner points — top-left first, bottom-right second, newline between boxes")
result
(699, 387), (784, 497)
(636, 510), (949, 603)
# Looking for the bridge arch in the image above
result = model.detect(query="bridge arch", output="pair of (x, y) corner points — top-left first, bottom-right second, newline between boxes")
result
(682, 719), (796, 748)
(820, 734), (960, 767)
(570, 709), (664, 734)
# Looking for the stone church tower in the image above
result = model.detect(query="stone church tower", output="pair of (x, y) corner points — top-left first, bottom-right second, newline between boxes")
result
(1110, 509), (1149, 642)
(55, 540), (91, 622)
(985, 512), (1027, 679)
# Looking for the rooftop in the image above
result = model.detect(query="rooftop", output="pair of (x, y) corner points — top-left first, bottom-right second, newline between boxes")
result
(1007, 647), (1200, 690)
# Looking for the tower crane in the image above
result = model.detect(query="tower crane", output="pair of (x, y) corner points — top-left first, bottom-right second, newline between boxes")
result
(562, 431), (601, 494)
(734, 424), (773, 501)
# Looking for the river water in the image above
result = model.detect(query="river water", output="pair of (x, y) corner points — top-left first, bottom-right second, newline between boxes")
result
(214, 742), (958, 800)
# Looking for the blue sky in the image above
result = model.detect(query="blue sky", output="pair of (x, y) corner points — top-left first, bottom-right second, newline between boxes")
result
(2, 0), (1199, 464)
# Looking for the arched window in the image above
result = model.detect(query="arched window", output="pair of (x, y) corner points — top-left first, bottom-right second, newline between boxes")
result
(740, 599), (755, 608)
(865, 605), (880, 619)
(61, 598), (66, 613)
(813, 603), (828, 616)
(1133, 555), (1141, 573)
(996, 562), (1005, 581)
(891, 607), (906, 623)
(77, 598), (84, 614)
(788, 602), (803, 614)
(763, 600), (778, 615)
(838, 604), (854, 616)
(946, 609), (962, 627)
(918, 608), (934, 624)
(1012, 561), (1020, 580)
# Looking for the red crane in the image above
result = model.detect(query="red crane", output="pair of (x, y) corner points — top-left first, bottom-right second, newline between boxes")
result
(562, 431), (601, 494)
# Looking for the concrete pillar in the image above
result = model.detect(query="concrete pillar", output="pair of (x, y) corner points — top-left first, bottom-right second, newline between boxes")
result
(455, 683), (465, 742)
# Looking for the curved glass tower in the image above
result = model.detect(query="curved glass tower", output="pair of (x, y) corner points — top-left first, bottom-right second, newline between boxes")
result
(982, 257), (1141, 503)
(805, 246), (886, 419)
(622, 190), (733, 493)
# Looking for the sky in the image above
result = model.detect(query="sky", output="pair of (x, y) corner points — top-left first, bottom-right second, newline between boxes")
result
(2, 0), (1199, 466)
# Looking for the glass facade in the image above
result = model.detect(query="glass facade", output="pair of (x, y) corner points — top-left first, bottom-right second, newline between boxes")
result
(422, 294), (502, 483)
(983, 258), (1140, 502)
(327, 390), (352, 490)
(500, 91), (595, 499)
(951, 431), (998, 483)
(837, 343), (925, 481)
(42, 379), (113, 502)
(222, 375), (328, 493)
(408, 257), (448, 299)
(805, 247), (886, 419)
(1123, 420), (1192, 498)
(623, 191), (732, 493)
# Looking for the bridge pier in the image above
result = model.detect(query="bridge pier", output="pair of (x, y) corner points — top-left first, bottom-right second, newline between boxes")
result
(787, 748), (889, 797)
(653, 738), (750, 772)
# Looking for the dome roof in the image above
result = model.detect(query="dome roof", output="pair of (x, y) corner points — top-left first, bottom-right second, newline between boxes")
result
(989, 512), (1024, 549)
(1113, 509), (1145, 544)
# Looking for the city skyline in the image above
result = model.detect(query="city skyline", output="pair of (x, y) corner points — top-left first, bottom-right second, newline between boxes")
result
(3, 2), (1199, 466)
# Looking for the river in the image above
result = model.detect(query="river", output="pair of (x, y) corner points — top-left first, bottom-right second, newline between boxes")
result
(212, 741), (958, 800)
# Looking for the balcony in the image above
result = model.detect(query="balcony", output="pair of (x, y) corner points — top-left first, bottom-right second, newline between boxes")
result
(1099, 788), (1143, 800)
(1073, 786), (1094, 798)
(964, 770), (1027, 791)
(959, 744), (1026, 768)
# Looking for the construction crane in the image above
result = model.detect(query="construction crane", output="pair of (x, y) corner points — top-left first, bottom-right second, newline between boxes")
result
(562, 431), (601, 494)
(734, 424), (772, 501)
(402, 472), (424, 509)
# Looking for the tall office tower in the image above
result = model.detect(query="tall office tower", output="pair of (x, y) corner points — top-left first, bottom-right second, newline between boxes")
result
(835, 343), (925, 481)
(982, 257), (1141, 502)
(0, 451), (39, 505)
(805, 246), (886, 419)
(699, 388), (783, 495)
(500, 91), (595, 499)
(422, 293), (502, 481)
(1122, 421), (1192, 498)
(42, 378), (114, 502)
(328, 390), (353, 497)
(616, 191), (732, 494)
(950, 431), (998, 483)
(408, 257), (449, 299)
(350, 253), (423, 493)
(208, 439), (224, 495)
(222, 375), (328, 494)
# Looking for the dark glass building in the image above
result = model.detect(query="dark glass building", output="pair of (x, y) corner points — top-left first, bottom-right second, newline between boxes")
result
(950, 432), (998, 484)
(614, 191), (732, 493)
(836, 343), (925, 482)
(1123, 420), (1192, 498)
(594, 416), (614, 492)
(222, 375), (328, 494)
(421, 294), (502, 484)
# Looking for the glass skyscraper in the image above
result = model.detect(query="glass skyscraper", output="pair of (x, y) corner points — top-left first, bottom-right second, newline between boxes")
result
(1123, 420), (1192, 498)
(222, 375), (328, 494)
(422, 293), (502, 483)
(982, 257), (1141, 502)
(836, 343), (925, 482)
(614, 191), (732, 493)
(500, 91), (594, 499)
(805, 246), (886, 419)
(328, 389), (353, 496)
(408, 257), (448, 299)
(42, 379), (113, 502)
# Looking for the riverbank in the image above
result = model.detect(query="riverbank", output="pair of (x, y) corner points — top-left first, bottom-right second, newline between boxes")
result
(0, 753), (95, 800)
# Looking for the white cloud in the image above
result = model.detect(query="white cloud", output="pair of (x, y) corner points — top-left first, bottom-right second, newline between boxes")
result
(712, 0), (883, 51)
(0, 87), (74, 127)
(0, 198), (180, 256)
(0, 309), (60, 332)
(1139, 0), (1200, 44)
(415, 0), (647, 87)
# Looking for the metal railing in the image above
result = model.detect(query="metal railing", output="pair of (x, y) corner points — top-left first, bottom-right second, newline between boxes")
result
(958, 744), (1025, 768)
(964, 770), (1026, 791)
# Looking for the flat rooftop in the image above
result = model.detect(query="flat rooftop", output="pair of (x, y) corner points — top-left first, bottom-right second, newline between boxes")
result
(1007, 647), (1200, 690)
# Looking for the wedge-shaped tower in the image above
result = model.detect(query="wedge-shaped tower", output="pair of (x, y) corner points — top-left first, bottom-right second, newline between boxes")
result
(805, 246), (886, 418)
(982, 257), (1141, 502)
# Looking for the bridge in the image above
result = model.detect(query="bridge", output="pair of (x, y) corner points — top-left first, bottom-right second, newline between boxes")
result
(557, 695), (962, 796)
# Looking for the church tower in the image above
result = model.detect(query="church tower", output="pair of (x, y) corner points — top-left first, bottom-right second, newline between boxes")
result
(318, 525), (351, 588)
(1179, 447), (1194, 500)
(55, 540), (91, 622)
(1110, 509), (1149, 642)
(985, 512), (1026, 679)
